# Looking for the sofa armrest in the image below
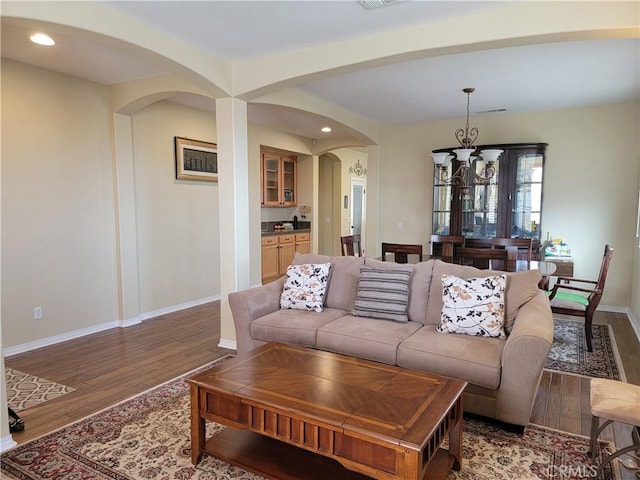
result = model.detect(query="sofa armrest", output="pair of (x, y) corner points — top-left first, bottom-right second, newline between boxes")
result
(228, 278), (285, 356)
(497, 290), (554, 425)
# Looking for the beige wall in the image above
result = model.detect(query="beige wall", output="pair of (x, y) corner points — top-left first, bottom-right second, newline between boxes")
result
(315, 149), (369, 256)
(1, 59), (119, 347)
(317, 155), (337, 255)
(2, 58), (638, 353)
(131, 101), (220, 312)
(0, 59), (323, 349)
(379, 101), (640, 308)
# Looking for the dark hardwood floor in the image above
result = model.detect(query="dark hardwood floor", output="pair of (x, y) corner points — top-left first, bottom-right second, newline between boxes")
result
(5, 301), (233, 444)
(4, 305), (639, 476)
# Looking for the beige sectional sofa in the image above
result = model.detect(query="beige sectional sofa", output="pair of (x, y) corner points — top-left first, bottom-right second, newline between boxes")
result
(229, 253), (554, 428)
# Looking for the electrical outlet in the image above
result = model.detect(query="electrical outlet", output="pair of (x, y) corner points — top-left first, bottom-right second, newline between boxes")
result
(397, 222), (403, 230)
(34, 307), (42, 320)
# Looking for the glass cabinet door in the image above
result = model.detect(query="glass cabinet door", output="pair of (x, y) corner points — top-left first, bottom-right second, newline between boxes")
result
(433, 164), (453, 235)
(461, 157), (499, 239)
(263, 154), (281, 206)
(511, 152), (543, 239)
(430, 143), (546, 242)
(282, 158), (296, 206)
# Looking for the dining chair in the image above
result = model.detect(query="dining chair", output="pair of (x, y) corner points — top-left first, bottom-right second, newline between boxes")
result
(491, 237), (533, 262)
(454, 246), (518, 271)
(340, 234), (362, 256)
(547, 244), (614, 352)
(381, 243), (423, 264)
(430, 235), (465, 257)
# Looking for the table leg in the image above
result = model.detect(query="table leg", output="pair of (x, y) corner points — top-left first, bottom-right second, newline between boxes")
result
(448, 404), (463, 471)
(190, 384), (205, 465)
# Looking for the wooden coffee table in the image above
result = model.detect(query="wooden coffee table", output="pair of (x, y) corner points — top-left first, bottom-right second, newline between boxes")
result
(187, 343), (466, 480)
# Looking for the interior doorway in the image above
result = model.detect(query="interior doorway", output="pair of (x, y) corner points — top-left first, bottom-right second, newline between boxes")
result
(350, 178), (366, 255)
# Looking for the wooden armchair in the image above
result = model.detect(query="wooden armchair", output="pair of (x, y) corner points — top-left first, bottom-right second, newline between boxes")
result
(381, 243), (423, 264)
(548, 244), (614, 352)
(340, 234), (362, 256)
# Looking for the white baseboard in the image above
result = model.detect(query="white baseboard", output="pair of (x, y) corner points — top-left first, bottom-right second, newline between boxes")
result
(3, 295), (221, 357)
(218, 338), (237, 351)
(139, 295), (220, 321)
(3, 320), (121, 357)
(600, 304), (640, 343)
(0, 435), (17, 453)
(599, 304), (630, 314)
(627, 310), (640, 342)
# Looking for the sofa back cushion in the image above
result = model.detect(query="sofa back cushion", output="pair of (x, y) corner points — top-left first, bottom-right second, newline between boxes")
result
(293, 253), (364, 311)
(426, 260), (542, 332)
(364, 258), (434, 324)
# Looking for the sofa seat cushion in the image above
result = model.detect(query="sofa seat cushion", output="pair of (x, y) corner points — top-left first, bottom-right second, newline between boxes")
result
(316, 316), (422, 365)
(251, 308), (348, 348)
(397, 325), (504, 389)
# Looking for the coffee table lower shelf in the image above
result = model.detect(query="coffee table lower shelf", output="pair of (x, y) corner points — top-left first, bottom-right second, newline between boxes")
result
(203, 427), (457, 480)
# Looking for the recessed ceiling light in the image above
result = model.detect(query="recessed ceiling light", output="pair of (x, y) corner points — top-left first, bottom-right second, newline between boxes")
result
(30, 33), (55, 46)
(321, 127), (332, 133)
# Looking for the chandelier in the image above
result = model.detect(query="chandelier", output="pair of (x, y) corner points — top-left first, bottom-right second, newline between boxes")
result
(431, 88), (503, 195)
(349, 159), (367, 176)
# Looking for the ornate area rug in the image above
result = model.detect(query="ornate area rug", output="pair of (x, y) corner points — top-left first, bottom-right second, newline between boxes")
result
(4, 368), (75, 412)
(1, 355), (619, 480)
(545, 318), (625, 380)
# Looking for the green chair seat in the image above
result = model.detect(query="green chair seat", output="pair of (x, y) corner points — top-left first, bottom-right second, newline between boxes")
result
(547, 290), (589, 306)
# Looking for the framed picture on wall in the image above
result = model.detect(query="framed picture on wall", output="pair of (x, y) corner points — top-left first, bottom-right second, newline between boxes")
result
(174, 136), (218, 182)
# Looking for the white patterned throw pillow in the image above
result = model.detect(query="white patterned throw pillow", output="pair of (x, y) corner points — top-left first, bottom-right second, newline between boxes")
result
(280, 263), (331, 312)
(437, 274), (507, 338)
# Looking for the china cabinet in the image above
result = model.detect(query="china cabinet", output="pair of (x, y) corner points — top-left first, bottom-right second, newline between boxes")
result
(432, 143), (547, 249)
(261, 151), (297, 207)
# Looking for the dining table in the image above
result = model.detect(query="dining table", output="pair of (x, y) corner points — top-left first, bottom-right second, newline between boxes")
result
(425, 255), (557, 289)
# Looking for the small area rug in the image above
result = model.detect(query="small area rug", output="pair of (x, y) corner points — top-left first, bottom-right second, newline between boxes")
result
(545, 318), (625, 380)
(1, 356), (619, 480)
(4, 368), (75, 412)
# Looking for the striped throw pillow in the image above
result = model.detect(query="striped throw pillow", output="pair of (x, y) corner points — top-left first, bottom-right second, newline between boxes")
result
(351, 266), (412, 322)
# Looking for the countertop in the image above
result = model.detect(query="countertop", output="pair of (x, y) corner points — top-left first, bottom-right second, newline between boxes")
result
(261, 228), (311, 237)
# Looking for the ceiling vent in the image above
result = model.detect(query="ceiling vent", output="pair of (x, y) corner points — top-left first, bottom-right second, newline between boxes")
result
(358, 0), (396, 10)
(475, 108), (507, 114)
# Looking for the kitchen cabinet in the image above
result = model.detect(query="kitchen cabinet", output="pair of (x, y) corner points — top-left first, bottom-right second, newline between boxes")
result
(294, 232), (310, 255)
(432, 143), (547, 250)
(261, 233), (310, 284)
(261, 151), (297, 207)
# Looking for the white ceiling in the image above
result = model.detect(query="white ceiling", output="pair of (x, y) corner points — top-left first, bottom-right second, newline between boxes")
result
(1, 1), (638, 140)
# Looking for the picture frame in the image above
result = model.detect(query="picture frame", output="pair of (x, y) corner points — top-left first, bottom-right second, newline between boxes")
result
(174, 137), (218, 182)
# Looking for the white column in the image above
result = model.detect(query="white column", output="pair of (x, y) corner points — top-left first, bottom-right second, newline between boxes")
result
(365, 145), (380, 257)
(216, 98), (250, 349)
(0, 144), (17, 451)
(112, 114), (141, 326)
